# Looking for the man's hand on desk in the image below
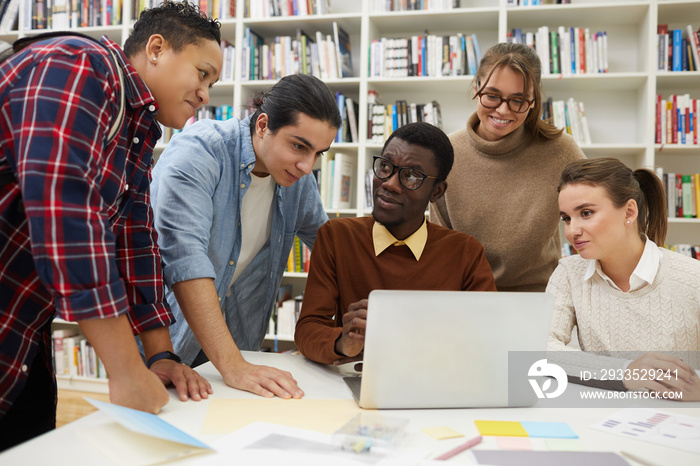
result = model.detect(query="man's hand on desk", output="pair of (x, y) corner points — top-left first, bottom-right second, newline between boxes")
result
(623, 352), (700, 401)
(334, 299), (368, 362)
(223, 360), (304, 399)
(108, 365), (170, 414)
(150, 359), (213, 401)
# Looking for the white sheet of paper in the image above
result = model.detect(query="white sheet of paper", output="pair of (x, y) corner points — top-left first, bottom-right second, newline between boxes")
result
(80, 398), (213, 466)
(77, 423), (213, 466)
(85, 398), (210, 449)
(197, 422), (429, 466)
(591, 408), (700, 455)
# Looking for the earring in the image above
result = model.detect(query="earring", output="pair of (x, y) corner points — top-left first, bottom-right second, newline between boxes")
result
(152, 57), (157, 62)
(626, 220), (630, 224)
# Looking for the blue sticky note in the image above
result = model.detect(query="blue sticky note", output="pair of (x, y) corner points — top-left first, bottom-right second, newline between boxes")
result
(521, 421), (578, 439)
(85, 398), (211, 449)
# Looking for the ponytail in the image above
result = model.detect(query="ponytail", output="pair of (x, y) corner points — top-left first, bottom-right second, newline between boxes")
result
(634, 169), (667, 245)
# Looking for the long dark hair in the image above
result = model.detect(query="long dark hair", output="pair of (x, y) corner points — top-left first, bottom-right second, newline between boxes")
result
(474, 42), (562, 141)
(248, 74), (342, 137)
(558, 158), (668, 245)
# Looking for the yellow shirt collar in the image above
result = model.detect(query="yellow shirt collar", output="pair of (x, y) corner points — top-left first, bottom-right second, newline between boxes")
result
(372, 219), (428, 261)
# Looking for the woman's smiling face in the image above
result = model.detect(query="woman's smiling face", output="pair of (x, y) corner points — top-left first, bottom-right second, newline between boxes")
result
(474, 65), (532, 142)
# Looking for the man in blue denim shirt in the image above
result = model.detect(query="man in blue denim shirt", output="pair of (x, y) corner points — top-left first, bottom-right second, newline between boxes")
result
(151, 75), (340, 398)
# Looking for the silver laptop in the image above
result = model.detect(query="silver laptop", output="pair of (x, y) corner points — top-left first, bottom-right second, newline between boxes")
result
(346, 290), (553, 409)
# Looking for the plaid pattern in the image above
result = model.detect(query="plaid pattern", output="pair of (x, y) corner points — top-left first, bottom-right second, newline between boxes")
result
(0, 36), (173, 417)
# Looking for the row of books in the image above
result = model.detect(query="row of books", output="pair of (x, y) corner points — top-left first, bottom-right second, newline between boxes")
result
(369, 33), (482, 78)
(655, 94), (699, 146)
(319, 152), (356, 210)
(219, 40), (236, 82)
(669, 244), (700, 260)
(657, 171), (700, 219)
(134, 0), (235, 21)
(364, 168), (374, 209)
(507, 0), (571, 6)
(157, 104), (235, 146)
(335, 92), (359, 143)
(241, 23), (352, 81)
(284, 236), (311, 273)
(543, 97), (592, 146)
(368, 94), (443, 144)
(245, 0), (330, 18)
(371, 0), (458, 12)
(268, 296), (302, 340)
(52, 329), (107, 379)
(657, 25), (700, 72)
(0, 0), (121, 31)
(507, 26), (608, 75)
(0, 0), (18, 32)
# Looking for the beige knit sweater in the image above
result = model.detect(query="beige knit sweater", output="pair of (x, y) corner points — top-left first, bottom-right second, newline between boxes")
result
(547, 248), (700, 373)
(430, 112), (584, 291)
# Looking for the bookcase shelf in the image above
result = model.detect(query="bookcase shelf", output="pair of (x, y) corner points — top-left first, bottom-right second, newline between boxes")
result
(57, 375), (108, 393)
(6, 0), (696, 365)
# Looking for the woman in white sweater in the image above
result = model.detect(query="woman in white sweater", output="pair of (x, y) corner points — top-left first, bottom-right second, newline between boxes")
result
(547, 157), (700, 401)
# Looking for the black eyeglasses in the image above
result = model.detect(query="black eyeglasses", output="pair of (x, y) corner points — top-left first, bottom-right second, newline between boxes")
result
(477, 92), (534, 113)
(373, 156), (439, 190)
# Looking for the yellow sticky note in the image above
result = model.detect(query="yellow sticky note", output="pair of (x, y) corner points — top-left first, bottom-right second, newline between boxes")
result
(422, 426), (465, 440)
(474, 420), (528, 437)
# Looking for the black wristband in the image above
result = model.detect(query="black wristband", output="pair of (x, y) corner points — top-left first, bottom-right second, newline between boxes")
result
(146, 350), (182, 368)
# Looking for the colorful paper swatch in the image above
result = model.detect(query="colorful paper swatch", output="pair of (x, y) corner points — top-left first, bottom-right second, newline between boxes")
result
(474, 420), (528, 437)
(521, 421), (578, 439)
(496, 437), (533, 450)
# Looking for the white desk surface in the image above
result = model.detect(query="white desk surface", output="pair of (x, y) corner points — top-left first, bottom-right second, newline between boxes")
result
(2, 351), (699, 465)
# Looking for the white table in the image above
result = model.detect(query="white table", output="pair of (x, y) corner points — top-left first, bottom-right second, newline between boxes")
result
(2, 351), (699, 465)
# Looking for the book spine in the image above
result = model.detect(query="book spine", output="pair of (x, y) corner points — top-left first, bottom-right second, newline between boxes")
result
(672, 29), (682, 71)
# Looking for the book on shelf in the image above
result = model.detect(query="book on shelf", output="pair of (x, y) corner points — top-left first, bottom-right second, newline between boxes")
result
(508, 0), (571, 5)
(52, 329), (108, 380)
(669, 244), (700, 260)
(242, 24), (350, 81)
(284, 237), (310, 273)
(368, 95), (443, 144)
(659, 25), (700, 72)
(658, 169), (700, 219)
(333, 21), (353, 78)
(542, 97), (591, 145)
(508, 26), (608, 75)
(371, 0), (458, 12)
(219, 39), (236, 82)
(246, 0), (330, 18)
(268, 292), (303, 341)
(318, 152), (355, 210)
(331, 152), (355, 210)
(369, 33), (481, 78)
(0, 0), (19, 33)
(365, 168), (373, 209)
(157, 104), (234, 146)
(656, 94), (698, 145)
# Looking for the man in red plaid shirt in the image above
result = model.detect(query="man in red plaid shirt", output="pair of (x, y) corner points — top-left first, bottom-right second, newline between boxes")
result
(0, 2), (223, 449)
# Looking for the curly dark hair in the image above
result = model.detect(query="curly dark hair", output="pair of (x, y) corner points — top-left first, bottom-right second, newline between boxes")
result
(123, 1), (221, 57)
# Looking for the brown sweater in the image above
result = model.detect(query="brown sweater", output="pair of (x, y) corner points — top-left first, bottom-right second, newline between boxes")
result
(430, 112), (584, 292)
(295, 216), (496, 364)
